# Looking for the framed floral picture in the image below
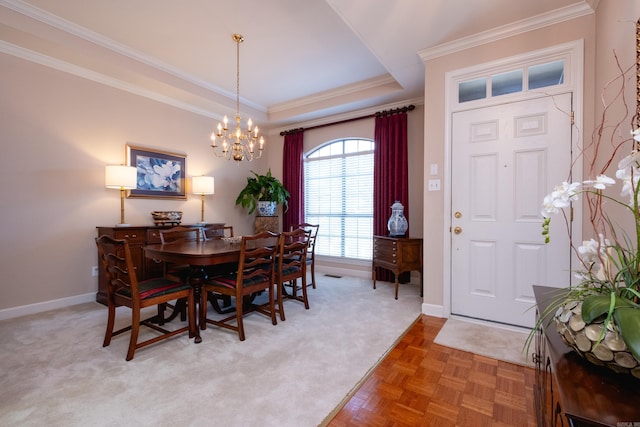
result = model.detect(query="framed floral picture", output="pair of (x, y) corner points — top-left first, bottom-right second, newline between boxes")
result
(126, 144), (187, 199)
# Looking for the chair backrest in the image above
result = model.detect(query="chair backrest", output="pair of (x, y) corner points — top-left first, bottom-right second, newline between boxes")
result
(291, 223), (318, 256)
(160, 226), (203, 244)
(203, 224), (234, 240)
(278, 228), (310, 278)
(96, 235), (139, 301)
(237, 231), (278, 284)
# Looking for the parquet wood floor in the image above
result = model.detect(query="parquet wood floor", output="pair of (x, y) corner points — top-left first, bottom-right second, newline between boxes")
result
(326, 315), (536, 427)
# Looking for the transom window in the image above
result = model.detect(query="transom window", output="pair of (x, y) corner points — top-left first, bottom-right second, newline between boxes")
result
(304, 138), (374, 260)
(458, 59), (565, 103)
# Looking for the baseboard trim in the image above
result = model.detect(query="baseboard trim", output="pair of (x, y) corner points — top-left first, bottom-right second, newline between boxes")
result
(422, 302), (445, 318)
(0, 292), (97, 321)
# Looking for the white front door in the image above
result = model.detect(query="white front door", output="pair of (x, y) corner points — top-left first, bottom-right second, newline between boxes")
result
(450, 94), (573, 328)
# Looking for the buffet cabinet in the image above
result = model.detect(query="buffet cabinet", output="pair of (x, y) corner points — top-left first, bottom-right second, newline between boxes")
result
(532, 286), (640, 427)
(95, 224), (223, 305)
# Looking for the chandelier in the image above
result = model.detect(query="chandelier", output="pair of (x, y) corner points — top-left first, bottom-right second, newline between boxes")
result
(210, 34), (265, 162)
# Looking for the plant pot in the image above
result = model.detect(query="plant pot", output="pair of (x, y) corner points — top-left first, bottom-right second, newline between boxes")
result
(554, 301), (640, 379)
(257, 201), (276, 217)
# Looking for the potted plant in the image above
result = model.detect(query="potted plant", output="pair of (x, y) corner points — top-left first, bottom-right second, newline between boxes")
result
(235, 169), (290, 216)
(528, 56), (640, 378)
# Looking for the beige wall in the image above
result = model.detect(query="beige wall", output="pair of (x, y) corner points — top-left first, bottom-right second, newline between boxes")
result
(422, 13), (598, 312)
(583, 2), (640, 264)
(0, 53), (267, 311)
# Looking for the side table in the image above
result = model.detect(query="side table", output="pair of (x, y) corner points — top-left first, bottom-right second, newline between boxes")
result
(372, 235), (423, 299)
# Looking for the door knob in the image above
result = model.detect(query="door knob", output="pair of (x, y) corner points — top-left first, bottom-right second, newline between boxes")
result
(454, 211), (462, 218)
(454, 226), (462, 234)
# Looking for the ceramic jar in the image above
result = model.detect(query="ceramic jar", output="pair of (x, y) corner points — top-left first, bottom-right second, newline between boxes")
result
(387, 201), (408, 237)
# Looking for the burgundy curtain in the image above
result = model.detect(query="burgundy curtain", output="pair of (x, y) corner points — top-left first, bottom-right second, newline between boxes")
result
(374, 112), (409, 282)
(282, 129), (305, 232)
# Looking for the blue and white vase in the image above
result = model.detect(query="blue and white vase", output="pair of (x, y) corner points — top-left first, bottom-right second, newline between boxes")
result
(257, 201), (277, 216)
(387, 201), (408, 237)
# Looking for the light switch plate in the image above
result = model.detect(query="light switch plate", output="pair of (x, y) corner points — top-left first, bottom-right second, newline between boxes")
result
(428, 179), (440, 191)
(430, 163), (438, 175)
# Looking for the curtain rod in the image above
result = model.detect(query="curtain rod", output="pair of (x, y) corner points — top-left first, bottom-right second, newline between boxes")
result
(280, 104), (415, 136)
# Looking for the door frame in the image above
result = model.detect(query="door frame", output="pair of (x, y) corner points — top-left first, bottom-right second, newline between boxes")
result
(441, 40), (584, 318)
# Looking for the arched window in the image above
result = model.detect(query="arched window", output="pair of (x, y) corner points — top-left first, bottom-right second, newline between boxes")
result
(304, 138), (374, 260)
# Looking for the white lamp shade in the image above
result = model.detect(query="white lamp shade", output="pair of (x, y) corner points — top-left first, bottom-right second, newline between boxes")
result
(105, 165), (137, 190)
(192, 176), (215, 195)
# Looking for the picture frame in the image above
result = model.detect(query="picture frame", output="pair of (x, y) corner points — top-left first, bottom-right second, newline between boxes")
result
(126, 144), (187, 199)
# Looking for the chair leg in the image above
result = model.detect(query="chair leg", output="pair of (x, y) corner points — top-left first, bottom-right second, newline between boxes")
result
(310, 261), (316, 289)
(200, 288), (208, 330)
(268, 284), (277, 325)
(276, 282), (286, 321)
(301, 277), (310, 310)
(236, 299), (245, 341)
(157, 303), (166, 326)
(103, 304), (116, 347)
(126, 308), (141, 361)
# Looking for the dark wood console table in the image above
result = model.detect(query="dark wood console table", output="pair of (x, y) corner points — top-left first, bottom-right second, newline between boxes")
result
(95, 224), (223, 305)
(532, 286), (640, 427)
(372, 235), (423, 299)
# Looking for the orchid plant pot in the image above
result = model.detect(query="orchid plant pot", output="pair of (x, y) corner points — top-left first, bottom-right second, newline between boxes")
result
(554, 300), (640, 378)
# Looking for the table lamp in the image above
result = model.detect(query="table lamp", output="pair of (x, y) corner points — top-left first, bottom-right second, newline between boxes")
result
(105, 165), (137, 227)
(192, 175), (214, 224)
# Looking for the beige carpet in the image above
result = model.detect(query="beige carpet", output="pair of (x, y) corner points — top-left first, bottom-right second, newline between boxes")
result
(0, 275), (422, 427)
(434, 317), (534, 367)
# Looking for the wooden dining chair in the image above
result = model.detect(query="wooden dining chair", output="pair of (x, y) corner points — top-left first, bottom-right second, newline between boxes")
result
(201, 224), (237, 313)
(200, 231), (278, 341)
(157, 226), (205, 323)
(291, 223), (319, 288)
(159, 226), (203, 243)
(274, 228), (311, 321)
(203, 224), (234, 240)
(96, 235), (197, 361)
(158, 226), (204, 281)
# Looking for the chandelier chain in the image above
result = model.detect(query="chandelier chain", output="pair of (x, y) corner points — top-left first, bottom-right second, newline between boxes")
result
(235, 33), (242, 118)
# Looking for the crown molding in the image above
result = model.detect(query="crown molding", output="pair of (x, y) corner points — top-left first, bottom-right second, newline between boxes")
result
(268, 74), (399, 114)
(418, 2), (595, 62)
(0, 40), (219, 118)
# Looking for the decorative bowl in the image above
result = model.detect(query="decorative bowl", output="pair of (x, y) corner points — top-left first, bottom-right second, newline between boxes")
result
(150, 211), (183, 226)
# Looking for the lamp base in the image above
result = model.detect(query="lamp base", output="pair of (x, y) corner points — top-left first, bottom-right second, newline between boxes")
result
(115, 223), (132, 227)
(196, 221), (208, 225)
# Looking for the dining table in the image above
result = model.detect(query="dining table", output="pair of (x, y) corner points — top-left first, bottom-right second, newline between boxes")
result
(144, 239), (245, 343)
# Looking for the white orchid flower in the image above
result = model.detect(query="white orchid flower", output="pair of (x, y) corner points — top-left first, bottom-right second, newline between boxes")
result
(617, 150), (640, 172)
(583, 174), (615, 189)
(540, 181), (580, 217)
(615, 153), (640, 205)
(631, 128), (640, 143)
(577, 236), (609, 265)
